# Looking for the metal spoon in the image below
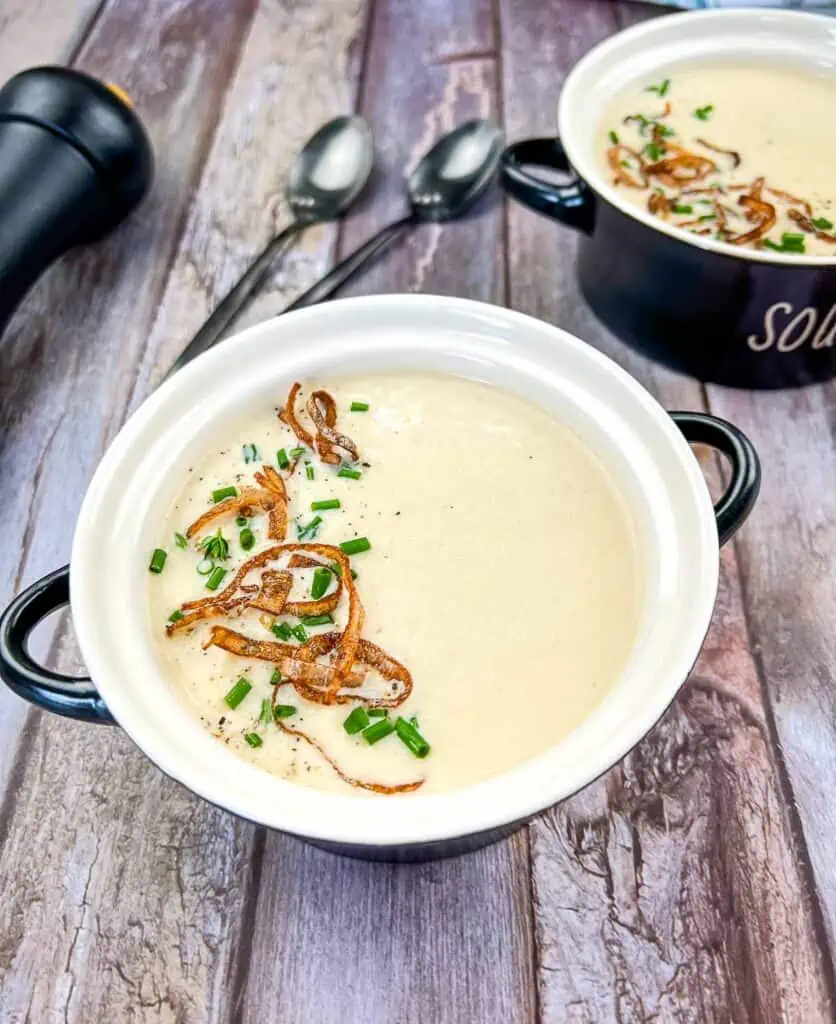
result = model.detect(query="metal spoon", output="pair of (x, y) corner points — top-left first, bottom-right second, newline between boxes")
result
(170, 115), (374, 374)
(283, 119), (503, 312)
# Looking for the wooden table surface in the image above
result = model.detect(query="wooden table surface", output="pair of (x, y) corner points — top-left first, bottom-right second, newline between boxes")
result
(0, 1), (834, 1020)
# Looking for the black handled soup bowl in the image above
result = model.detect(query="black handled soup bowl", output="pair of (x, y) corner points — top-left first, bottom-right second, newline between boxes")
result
(501, 8), (836, 389)
(0, 296), (759, 861)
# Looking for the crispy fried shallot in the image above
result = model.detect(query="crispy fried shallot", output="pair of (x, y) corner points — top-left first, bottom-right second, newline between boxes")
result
(607, 144), (647, 188)
(695, 138), (741, 170)
(279, 381), (314, 449)
(644, 143), (716, 188)
(307, 390), (359, 465)
(768, 187), (814, 218)
(270, 688), (422, 793)
(729, 178), (776, 246)
(205, 624), (367, 689)
(788, 208), (836, 244)
(186, 465), (288, 541)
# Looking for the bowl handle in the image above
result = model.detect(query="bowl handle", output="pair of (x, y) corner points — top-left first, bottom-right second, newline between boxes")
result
(670, 412), (761, 546)
(0, 565), (114, 723)
(500, 137), (596, 233)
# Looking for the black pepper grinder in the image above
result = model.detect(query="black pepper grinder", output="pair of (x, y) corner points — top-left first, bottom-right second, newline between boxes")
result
(0, 65), (153, 338)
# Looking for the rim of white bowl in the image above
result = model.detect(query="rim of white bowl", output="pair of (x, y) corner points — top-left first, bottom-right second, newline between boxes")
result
(70, 295), (719, 848)
(559, 8), (836, 267)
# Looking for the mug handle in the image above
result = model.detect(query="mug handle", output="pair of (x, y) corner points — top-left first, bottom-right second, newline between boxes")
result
(0, 565), (114, 723)
(500, 137), (596, 233)
(670, 412), (760, 546)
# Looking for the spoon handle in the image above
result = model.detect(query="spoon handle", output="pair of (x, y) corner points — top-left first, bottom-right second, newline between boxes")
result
(284, 215), (414, 312)
(168, 219), (304, 377)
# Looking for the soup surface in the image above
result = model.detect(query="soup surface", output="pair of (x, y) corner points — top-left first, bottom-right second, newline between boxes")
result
(149, 373), (641, 795)
(598, 65), (836, 256)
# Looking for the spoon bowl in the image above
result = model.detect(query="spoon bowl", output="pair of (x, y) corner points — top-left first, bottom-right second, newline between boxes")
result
(284, 118), (504, 311)
(288, 116), (374, 222)
(171, 115), (374, 373)
(408, 119), (503, 221)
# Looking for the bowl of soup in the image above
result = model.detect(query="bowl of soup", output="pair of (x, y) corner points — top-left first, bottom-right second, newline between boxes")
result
(500, 8), (836, 388)
(0, 296), (759, 860)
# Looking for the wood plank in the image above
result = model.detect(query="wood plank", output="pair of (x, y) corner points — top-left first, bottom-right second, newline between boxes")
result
(706, 383), (836, 953)
(0, 0), (104, 75)
(0, 0), (276, 1020)
(236, 4), (535, 1024)
(0, 0), (107, 795)
(498, 0), (833, 1019)
(0, 0), (257, 786)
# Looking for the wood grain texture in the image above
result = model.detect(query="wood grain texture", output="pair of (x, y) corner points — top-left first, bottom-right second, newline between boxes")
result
(0, 0), (257, 790)
(499, 0), (833, 1020)
(236, 4), (535, 1023)
(0, 0), (107, 795)
(0, 0), (266, 1020)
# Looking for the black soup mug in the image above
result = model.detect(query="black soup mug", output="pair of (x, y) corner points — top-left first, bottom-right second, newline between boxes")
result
(500, 9), (836, 390)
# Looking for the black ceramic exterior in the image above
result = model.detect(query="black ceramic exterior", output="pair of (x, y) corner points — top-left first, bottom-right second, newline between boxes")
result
(501, 137), (836, 389)
(0, 414), (760, 859)
(0, 66), (153, 338)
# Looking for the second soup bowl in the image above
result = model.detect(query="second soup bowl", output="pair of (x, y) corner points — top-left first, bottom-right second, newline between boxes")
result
(500, 8), (836, 389)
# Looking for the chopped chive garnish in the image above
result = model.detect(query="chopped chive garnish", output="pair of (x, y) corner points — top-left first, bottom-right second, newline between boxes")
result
(363, 719), (395, 745)
(212, 486), (237, 503)
(149, 548), (167, 574)
(277, 448), (290, 469)
(244, 732), (263, 748)
(337, 465), (362, 480)
(196, 556), (214, 576)
(620, 160), (630, 168)
(260, 699), (273, 726)
(168, 610), (184, 623)
(271, 668), (282, 685)
(243, 443), (259, 464)
(302, 613), (333, 627)
(311, 498), (341, 511)
(608, 129), (619, 145)
(174, 532), (188, 550)
(205, 565), (227, 590)
(339, 537), (371, 556)
(297, 515), (323, 541)
(367, 708), (388, 719)
(305, 463), (315, 481)
(658, 124), (675, 138)
(199, 529), (229, 561)
(394, 716), (431, 758)
(813, 216), (834, 230)
(330, 561), (342, 577)
(311, 566), (332, 600)
(350, 401), (369, 412)
(225, 677), (252, 709)
(291, 624), (308, 643)
(782, 232), (805, 245)
(235, 515), (248, 527)
(672, 204), (693, 215)
(693, 104), (714, 121)
(698, 214), (716, 222)
(271, 622), (293, 641)
(239, 527), (256, 551)
(646, 78), (670, 97)
(273, 704), (296, 719)
(344, 707), (370, 734)
(409, 716), (419, 728)
(289, 447), (306, 458)
(644, 142), (663, 161)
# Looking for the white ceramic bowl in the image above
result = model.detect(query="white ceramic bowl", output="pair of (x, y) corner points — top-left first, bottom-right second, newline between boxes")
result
(0, 297), (759, 859)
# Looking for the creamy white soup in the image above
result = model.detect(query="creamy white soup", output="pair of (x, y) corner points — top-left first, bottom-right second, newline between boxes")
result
(598, 65), (836, 256)
(148, 374), (641, 796)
